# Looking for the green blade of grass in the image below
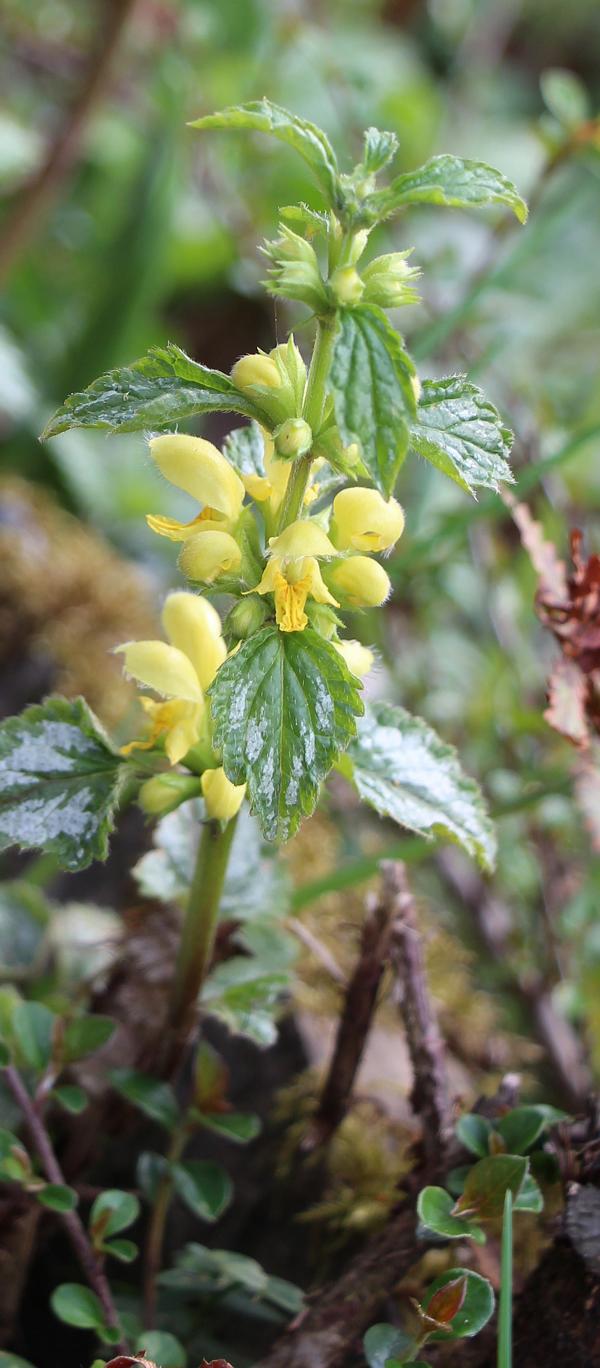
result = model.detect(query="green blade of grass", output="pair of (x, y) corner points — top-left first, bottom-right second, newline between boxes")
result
(498, 1187), (513, 1368)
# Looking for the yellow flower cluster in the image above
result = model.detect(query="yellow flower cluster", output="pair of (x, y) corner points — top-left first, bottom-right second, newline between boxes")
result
(115, 347), (406, 811)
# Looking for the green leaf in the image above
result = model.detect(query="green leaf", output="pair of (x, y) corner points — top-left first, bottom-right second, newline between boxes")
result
(104, 1237), (138, 1263)
(422, 1268), (495, 1339)
(52, 1085), (88, 1114)
(137, 1331), (186, 1368)
(0, 881), (48, 972)
(346, 701), (496, 871)
(513, 1172), (543, 1213)
(417, 1186), (485, 1244)
(172, 1159), (233, 1221)
(363, 1323), (413, 1368)
(224, 421), (267, 479)
(50, 1283), (106, 1331)
(409, 377), (513, 496)
(0, 1043), (9, 1067)
(541, 68), (590, 128)
(203, 966), (288, 1047)
(330, 307), (416, 495)
(455, 1113), (492, 1158)
(110, 1069), (179, 1130)
(369, 154), (527, 223)
(263, 1274), (304, 1315)
(455, 1155), (528, 1220)
(0, 1354), (37, 1367)
(498, 1191), (513, 1368)
(190, 100), (339, 203)
(41, 342), (262, 439)
(210, 626), (363, 843)
(0, 697), (127, 871)
(90, 1188), (140, 1239)
(137, 1150), (169, 1203)
(62, 1015), (116, 1062)
(36, 1183), (78, 1213)
(12, 1001), (55, 1072)
(194, 1110), (261, 1144)
(360, 127), (399, 175)
(494, 1106), (549, 1154)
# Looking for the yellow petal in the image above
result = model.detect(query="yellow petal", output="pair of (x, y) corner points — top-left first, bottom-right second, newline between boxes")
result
(331, 488), (405, 552)
(231, 354), (281, 391)
(251, 558), (280, 596)
(201, 766), (246, 820)
(164, 704), (205, 764)
(149, 434), (245, 521)
(179, 530), (242, 583)
(242, 473), (272, 502)
(161, 591), (226, 691)
(269, 518), (336, 562)
(326, 555), (391, 608)
(145, 512), (215, 542)
(115, 640), (204, 702)
(273, 571), (310, 632)
(302, 557), (339, 607)
(335, 639), (374, 677)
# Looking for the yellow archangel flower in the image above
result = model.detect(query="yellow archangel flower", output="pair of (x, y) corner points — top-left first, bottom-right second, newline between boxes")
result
(241, 430), (322, 524)
(252, 519), (339, 633)
(116, 591), (226, 764)
(146, 435), (245, 583)
(330, 487), (405, 553)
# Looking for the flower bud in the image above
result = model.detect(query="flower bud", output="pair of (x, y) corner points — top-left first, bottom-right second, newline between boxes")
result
(139, 772), (202, 816)
(149, 434), (244, 522)
(226, 595), (268, 640)
(362, 251), (421, 308)
(270, 338), (307, 405)
(201, 766), (246, 821)
(179, 530), (242, 584)
(329, 266), (364, 307)
(274, 418), (312, 460)
(330, 488), (405, 553)
(231, 354), (281, 392)
(264, 230), (328, 314)
(335, 638), (374, 677)
(410, 373), (422, 404)
(326, 555), (391, 608)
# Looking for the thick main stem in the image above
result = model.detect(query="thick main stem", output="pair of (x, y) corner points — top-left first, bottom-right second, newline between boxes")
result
(168, 815), (238, 1042)
(4, 1064), (126, 1352)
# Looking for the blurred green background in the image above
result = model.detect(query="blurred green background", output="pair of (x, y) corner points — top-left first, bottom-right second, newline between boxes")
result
(2, 0), (600, 1094)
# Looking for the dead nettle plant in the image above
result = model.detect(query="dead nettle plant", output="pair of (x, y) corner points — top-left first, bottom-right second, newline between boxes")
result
(0, 101), (530, 1363)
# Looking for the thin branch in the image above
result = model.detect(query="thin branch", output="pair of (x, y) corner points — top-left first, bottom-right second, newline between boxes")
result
(0, 0), (138, 288)
(304, 882), (398, 1149)
(3, 1064), (127, 1353)
(385, 862), (453, 1180)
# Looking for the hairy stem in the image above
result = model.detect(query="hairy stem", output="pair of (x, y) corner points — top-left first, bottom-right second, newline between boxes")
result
(143, 1125), (187, 1328)
(3, 1064), (126, 1351)
(168, 815), (238, 1043)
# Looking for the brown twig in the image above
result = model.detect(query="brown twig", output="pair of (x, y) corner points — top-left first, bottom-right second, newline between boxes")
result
(303, 882), (399, 1149)
(0, 0), (138, 289)
(386, 862), (454, 1180)
(3, 1064), (127, 1353)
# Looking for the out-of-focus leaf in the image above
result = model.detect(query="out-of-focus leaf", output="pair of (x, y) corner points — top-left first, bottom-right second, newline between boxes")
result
(541, 69), (591, 129)
(110, 1069), (179, 1130)
(455, 1156), (528, 1220)
(363, 1323), (412, 1368)
(172, 1160), (233, 1221)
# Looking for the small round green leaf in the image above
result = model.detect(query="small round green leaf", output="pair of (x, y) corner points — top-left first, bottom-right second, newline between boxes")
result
(422, 1268), (494, 1339)
(455, 1114), (492, 1158)
(104, 1237), (138, 1263)
(137, 1150), (169, 1202)
(417, 1186), (485, 1244)
(194, 1110), (261, 1144)
(12, 1002), (55, 1072)
(50, 1283), (105, 1330)
(63, 1015), (116, 1062)
(52, 1084), (88, 1114)
(37, 1184), (78, 1213)
(90, 1188), (140, 1239)
(363, 1323), (412, 1368)
(172, 1159), (233, 1221)
(138, 1331), (186, 1368)
(111, 1068), (179, 1129)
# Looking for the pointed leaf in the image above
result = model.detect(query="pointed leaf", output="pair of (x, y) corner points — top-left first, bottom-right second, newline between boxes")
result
(63, 1014), (116, 1062)
(346, 701), (496, 870)
(417, 1186), (485, 1244)
(422, 1268), (495, 1339)
(513, 1172), (543, 1213)
(172, 1159), (233, 1221)
(52, 1085), (88, 1114)
(210, 626), (363, 842)
(360, 127), (399, 175)
(410, 376), (513, 495)
(41, 343), (263, 439)
(111, 1069), (179, 1130)
(190, 100), (339, 202)
(36, 1184), (78, 1213)
(0, 696), (127, 871)
(194, 1111), (261, 1144)
(330, 307), (416, 495)
(455, 1155), (528, 1220)
(104, 1238), (138, 1263)
(456, 1113), (493, 1158)
(369, 155), (527, 223)
(50, 1284), (106, 1331)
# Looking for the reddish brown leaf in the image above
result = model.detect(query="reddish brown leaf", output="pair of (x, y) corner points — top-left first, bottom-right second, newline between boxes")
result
(545, 658), (590, 746)
(425, 1274), (468, 1325)
(105, 1359), (156, 1368)
(506, 495), (567, 601)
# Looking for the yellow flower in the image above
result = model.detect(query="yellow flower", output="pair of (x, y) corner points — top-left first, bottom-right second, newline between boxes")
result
(231, 353), (282, 391)
(201, 766), (246, 820)
(335, 639), (374, 678)
(330, 488), (405, 553)
(146, 434), (244, 583)
(326, 555), (391, 608)
(117, 591), (226, 764)
(252, 518), (339, 632)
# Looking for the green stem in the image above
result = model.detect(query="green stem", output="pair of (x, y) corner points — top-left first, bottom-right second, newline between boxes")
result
(143, 1123), (187, 1327)
(276, 316), (337, 534)
(168, 815), (238, 1042)
(498, 1188), (513, 1368)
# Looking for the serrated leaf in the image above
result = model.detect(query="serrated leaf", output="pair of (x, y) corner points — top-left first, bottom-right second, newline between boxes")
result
(111, 1069), (179, 1130)
(368, 154), (527, 223)
(210, 626), (363, 843)
(62, 1014), (116, 1062)
(190, 100), (339, 203)
(422, 1269), (494, 1339)
(455, 1155), (528, 1220)
(417, 1186), (486, 1244)
(346, 701), (496, 871)
(50, 1283), (105, 1331)
(410, 376), (513, 495)
(360, 127), (399, 175)
(172, 1159), (233, 1221)
(330, 307), (416, 495)
(37, 1184), (78, 1213)
(363, 1323), (412, 1368)
(0, 696), (127, 871)
(456, 1113), (493, 1158)
(41, 342), (263, 439)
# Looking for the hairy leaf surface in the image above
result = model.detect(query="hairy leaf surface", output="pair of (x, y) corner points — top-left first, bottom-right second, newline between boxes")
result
(330, 307), (416, 495)
(191, 100), (339, 202)
(369, 154), (527, 223)
(410, 376), (513, 494)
